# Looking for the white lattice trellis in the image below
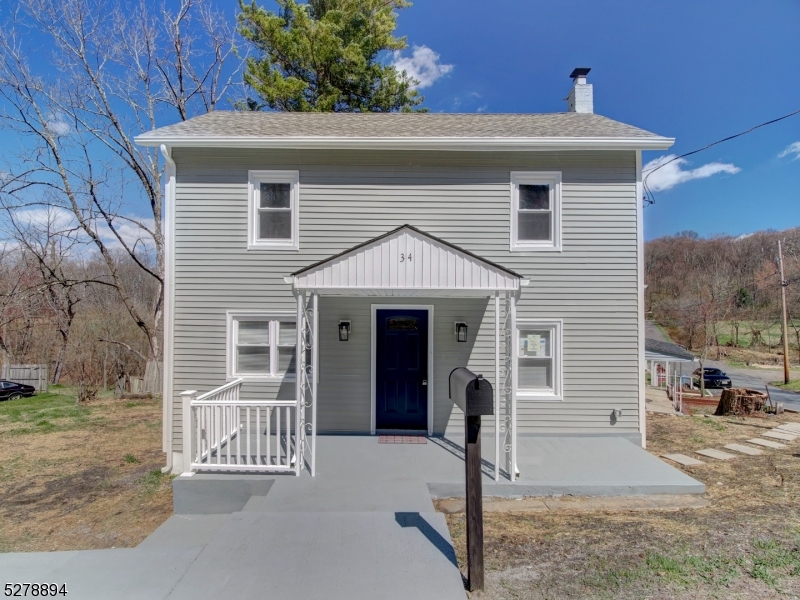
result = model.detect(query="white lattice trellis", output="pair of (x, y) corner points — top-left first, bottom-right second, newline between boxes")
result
(295, 291), (318, 476)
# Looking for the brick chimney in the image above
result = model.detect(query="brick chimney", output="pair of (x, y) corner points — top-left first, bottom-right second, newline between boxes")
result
(567, 68), (593, 114)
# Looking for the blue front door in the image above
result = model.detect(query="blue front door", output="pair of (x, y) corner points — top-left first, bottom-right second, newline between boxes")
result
(375, 309), (428, 431)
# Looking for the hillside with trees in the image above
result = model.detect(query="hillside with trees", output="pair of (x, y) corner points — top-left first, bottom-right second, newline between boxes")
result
(646, 227), (800, 366)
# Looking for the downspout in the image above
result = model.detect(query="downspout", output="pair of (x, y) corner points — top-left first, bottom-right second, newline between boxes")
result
(160, 144), (176, 474)
(636, 150), (646, 448)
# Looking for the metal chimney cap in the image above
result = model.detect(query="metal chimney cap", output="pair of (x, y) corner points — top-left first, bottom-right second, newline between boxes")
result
(569, 67), (591, 80)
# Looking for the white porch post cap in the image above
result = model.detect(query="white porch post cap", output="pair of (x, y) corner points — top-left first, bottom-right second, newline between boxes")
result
(180, 390), (197, 396)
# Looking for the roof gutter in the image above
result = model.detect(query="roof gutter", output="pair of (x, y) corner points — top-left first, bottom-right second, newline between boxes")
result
(134, 135), (675, 151)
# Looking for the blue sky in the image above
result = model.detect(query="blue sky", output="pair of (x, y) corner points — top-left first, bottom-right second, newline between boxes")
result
(381, 0), (800, 240)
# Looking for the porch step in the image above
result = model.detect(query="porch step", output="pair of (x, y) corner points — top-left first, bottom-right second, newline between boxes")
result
(172, 474), (274, 514)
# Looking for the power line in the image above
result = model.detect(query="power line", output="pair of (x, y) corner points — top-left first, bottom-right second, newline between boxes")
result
(643, 107), (800, 206)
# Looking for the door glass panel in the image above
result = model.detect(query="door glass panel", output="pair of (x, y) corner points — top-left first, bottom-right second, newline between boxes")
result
(386, 317), (418, 330)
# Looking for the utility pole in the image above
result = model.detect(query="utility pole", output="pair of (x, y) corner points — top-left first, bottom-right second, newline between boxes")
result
(779, 240), (791, 385)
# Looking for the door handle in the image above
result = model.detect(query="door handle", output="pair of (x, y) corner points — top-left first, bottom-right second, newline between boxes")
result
(422, 379), (428, 386)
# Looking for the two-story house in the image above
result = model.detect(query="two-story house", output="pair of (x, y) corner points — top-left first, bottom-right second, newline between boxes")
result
(136, 69), (674, 480)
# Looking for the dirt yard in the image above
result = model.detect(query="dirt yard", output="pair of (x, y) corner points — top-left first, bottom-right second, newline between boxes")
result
(443, 407), (800, 599)
(0, 387), (172, 552)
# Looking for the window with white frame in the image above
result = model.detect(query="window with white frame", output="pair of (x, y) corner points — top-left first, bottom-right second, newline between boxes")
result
(510, 171), (562, 251)
(228, 312), (297, 379)
(248, 170), (299, 250)
(515, 320), (562, 399)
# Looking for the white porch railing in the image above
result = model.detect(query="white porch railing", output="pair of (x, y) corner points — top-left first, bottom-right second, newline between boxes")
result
(181, 379), (300, 475)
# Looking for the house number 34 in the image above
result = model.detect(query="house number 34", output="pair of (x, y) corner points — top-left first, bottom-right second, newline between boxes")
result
(400, 253), (412, 262)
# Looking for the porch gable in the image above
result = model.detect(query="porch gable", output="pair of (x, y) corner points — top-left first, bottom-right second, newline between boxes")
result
(287, 225), (523, 297)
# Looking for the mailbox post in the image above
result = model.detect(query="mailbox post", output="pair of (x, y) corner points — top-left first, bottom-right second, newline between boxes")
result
(449, 367), (494, 592)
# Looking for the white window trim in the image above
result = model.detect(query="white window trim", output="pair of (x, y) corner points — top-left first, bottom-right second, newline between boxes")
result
(247, 170), (300, 251)
(226, 310), (297, 381)
(514, 318), (563, 401)
(510, 171), (562, 252)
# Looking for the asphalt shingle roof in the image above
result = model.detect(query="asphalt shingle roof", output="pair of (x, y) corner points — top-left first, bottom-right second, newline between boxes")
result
(138, 111), (663, 140)
(645, 338), (696, 361)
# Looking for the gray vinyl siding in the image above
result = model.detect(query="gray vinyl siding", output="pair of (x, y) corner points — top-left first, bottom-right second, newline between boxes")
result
(171, 148), (640, 450)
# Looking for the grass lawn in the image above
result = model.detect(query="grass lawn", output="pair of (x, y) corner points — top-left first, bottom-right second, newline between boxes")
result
(442, 408), (800, 599)
(0, 387), (172, 552)
(772, 380), (800, 392)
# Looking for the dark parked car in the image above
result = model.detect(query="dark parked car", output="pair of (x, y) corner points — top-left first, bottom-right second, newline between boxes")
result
(0, 380), (36, 400)
(692, 368), (732, 389)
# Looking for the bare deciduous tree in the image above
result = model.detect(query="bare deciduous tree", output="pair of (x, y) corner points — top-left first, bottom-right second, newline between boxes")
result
(0, 0), (240, 362)
(646, 227), (800, 370)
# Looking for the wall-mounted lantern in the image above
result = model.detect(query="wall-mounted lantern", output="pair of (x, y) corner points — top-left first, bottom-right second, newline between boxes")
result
(455, 322), (468, 343)
(338, 321), (351, 342)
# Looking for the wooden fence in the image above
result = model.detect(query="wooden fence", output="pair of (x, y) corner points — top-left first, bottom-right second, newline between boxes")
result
(129, 361), (163, 395)
(1, 364), (48, 392)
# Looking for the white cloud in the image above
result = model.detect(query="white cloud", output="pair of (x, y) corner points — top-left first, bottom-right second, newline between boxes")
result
(94, 216), (156, 254)
(45, 114), (71, 137)
(643, 154), (741, 192)
(12, 206), (76, 232)
(778, 141), (800, 160)
(391, 45), (453, 89)
(7, 206), (155, 254)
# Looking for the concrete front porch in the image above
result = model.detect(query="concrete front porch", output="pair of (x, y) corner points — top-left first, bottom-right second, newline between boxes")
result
(174, 433), (704, 514)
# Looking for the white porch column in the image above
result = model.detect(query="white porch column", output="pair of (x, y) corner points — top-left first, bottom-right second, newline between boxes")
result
(311, 292), (319, 477)
(494, 291), (500, 482)
(510, 292), (518, 480)
(295, 291), (305, 477)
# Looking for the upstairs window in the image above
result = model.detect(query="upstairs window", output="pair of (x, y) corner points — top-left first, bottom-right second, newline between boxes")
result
(248, 170), (299, 250)
(510, 172), (562, 251)
(227, 312), (297, 379)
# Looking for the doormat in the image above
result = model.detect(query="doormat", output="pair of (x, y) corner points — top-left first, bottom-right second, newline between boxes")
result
(378, 435), (427, 444)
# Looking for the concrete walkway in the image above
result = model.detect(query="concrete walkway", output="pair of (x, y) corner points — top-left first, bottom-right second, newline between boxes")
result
(0, 435), (702, 599)
(646, 387), (679, 414)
